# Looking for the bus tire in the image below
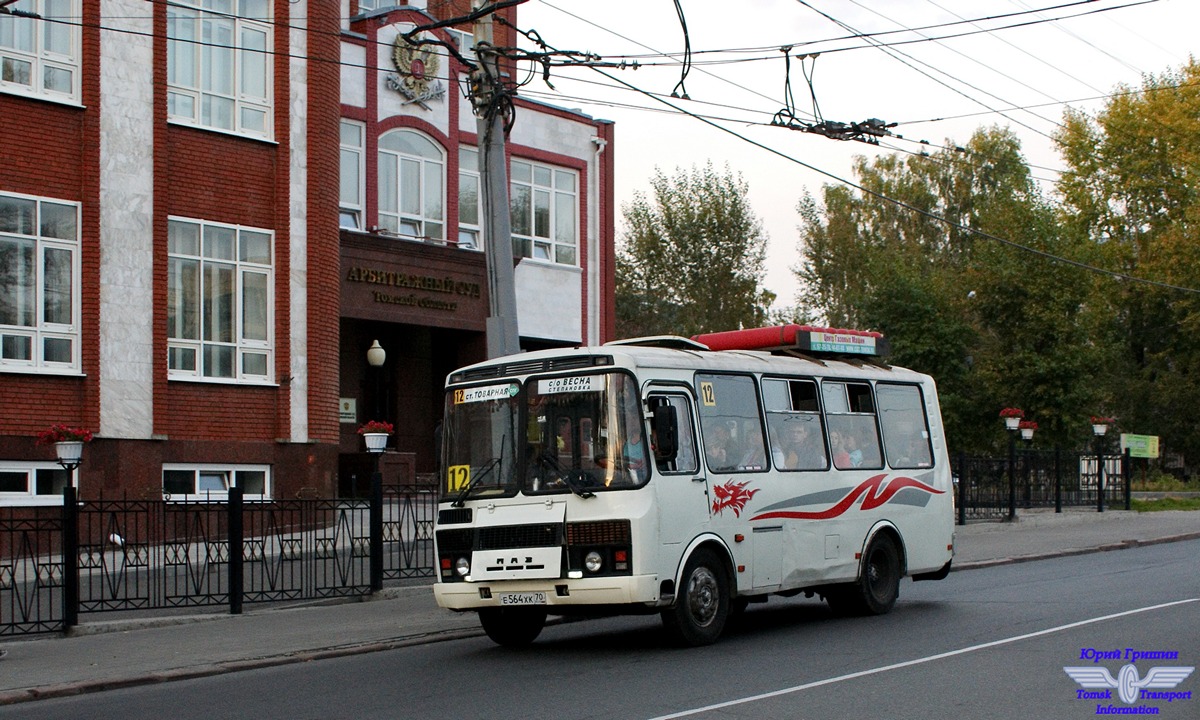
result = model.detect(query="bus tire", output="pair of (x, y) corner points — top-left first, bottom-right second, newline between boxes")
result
(661, 548), (730, 646)
(827, 534), (901, 616)
(479, 607), (547, 648)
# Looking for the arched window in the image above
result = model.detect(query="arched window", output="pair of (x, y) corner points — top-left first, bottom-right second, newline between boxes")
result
(377, 129), (445, 241)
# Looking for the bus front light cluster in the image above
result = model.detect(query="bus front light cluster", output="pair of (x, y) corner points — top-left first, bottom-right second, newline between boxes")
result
(438, 555), (472, 580)
(566, 520), (633, 577)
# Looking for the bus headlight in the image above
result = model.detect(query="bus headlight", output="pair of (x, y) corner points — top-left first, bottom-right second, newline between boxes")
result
(455, 557), (471, 577)
(584, 551), (604, 573)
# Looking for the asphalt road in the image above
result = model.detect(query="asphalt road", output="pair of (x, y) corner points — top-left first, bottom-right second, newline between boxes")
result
(5, 539), (1198, 720)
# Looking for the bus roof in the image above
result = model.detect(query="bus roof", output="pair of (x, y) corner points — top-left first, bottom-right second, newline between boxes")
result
(446, 327), (922, 387)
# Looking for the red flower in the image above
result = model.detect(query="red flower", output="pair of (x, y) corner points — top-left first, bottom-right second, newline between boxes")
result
(36, 424), (94, 445)
(1089, 416), (1115, 425)
(1018, 420), (1038, 430)
(999, 408), (1024, 419)
(357, 420), (394, 435)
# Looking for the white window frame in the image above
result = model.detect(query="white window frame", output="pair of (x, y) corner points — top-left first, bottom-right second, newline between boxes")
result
(447, 28), (473, 57)
(339, 119), (365, 230)
(0, 191), (80, 373)
(162, 463), (272, 502)
(167, 217), (274, 384)
(377, 128), (445, 241)
(0, 460), (71, 506)
(167, 0), (273, 140)
(0, 0), (80, 104)
(510, 160), (578, 266)
(457, 146), (482, 250)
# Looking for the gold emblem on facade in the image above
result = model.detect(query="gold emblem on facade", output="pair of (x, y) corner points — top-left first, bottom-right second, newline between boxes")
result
(388, 34), (446, 108)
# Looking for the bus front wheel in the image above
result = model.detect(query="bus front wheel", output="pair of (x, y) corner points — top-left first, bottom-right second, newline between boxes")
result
(662, 548), (730, 646)
(479, 607), (547, 647)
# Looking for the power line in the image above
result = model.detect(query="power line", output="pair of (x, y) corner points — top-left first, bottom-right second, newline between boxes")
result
(532, 0), (1158, 72)
(573, 61), (1200, 295)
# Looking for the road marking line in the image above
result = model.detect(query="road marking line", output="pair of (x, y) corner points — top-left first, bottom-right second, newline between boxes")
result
(647, 597), (1200, 720)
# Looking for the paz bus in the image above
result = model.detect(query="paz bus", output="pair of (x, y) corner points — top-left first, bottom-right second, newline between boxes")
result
(432, 325), (955, 647)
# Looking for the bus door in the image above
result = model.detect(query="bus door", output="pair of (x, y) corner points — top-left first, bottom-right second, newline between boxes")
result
(646, 391), (707, 548)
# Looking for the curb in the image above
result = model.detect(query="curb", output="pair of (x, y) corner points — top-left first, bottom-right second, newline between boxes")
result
(953, 531), (1200, 571)
(0, 626), (484, 706)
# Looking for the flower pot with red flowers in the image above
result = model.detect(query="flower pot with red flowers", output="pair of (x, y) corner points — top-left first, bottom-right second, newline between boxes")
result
(1089, 416), (1114, 437)
(36, 424), (94, 469)
(1018, 420), (1038, 441)
(358, 420), (394, 453)
(999, 407), (1024, 431)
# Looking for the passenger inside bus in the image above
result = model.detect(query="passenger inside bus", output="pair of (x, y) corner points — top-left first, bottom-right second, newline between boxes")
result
(621, 424), (648, 482)
(831, 430), (852, 469)
(772, 417), (826, 470)
(704, 424), (735, 471)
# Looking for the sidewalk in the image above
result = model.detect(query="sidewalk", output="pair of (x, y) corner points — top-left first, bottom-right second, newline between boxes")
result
(1, 509), (1196, 705)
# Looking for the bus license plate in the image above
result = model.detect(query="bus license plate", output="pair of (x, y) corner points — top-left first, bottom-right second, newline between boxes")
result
(498, 592), (547, 606)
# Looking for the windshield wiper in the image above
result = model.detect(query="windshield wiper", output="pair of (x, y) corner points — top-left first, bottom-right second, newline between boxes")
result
(451, 440), (506, 507)
(537, 451), (595, 499)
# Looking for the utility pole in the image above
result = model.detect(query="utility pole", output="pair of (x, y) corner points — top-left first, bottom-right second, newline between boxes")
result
(472, 2), (521, 359)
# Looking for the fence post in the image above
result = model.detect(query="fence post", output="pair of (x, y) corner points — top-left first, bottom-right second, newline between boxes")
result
(370, 469), (384, 591)
(956, 452), (966, 526)
(1007, 433), (1017, 521)
(1123, 449), (1132, 511)
(228, 485), (243, 615)
(62, 485), (79, 629)
(1054, 445), (1062, 514)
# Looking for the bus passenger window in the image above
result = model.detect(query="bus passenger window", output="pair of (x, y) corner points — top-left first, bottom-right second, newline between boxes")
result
(696, 373), (767, 473)
(763, 378), (828, 471)
(877, 384), (933, 469)
(823, 381), (882, 470)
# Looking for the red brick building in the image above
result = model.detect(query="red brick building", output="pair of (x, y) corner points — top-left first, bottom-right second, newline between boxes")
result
(0, 0), (615, 504)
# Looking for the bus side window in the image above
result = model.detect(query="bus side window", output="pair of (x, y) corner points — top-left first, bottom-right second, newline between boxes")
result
(823, 381), (882, 470)
(648, 394), (698, 475)
(696, 373), (767, 473)
(877, 383), (933, 469)
(763, 377), (828, 471)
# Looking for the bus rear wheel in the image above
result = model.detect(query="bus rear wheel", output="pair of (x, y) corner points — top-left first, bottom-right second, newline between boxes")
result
(479, 607), (548, 648)
(662, 548), (730, 646)
(826, 534), (901, 616)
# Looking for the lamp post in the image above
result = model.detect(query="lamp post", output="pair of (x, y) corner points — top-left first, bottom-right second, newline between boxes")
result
(53, 437), (85, 629)
(1093, 419), (1109, 513)
(1017, 420), (1036, 509)
(365, 426), (386, 592)
(1000, 409), (1023, 521)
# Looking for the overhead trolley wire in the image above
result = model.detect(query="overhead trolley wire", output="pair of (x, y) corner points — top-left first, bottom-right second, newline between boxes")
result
(571, 57), (1200, 295)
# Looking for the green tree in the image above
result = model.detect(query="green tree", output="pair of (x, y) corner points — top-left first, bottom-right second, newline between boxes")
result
(1055, 59), (1200, 465)
(615, 163), (773, 338)
(797, 127), (1100, 453)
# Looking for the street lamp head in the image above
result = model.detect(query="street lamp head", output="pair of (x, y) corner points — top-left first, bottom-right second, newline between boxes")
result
(367, 339), (386, 367)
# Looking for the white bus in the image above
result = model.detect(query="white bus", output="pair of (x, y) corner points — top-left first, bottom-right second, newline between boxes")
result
(432, 325), (955, 647)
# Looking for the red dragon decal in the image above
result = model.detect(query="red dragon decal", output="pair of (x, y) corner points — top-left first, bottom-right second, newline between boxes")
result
(712, 480), (760, 517)
(750, 474), (942, 521)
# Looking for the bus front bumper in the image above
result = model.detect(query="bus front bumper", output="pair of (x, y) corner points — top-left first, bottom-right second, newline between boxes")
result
(434, 574), (662, 611)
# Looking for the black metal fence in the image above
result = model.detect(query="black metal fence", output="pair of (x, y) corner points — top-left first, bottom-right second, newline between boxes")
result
(952, 449), (1130, 524)
(1, 478), (437, 637)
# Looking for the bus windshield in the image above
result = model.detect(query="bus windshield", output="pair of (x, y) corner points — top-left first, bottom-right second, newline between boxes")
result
(441, 382), (521, 502)
(524, 372), (648, 494)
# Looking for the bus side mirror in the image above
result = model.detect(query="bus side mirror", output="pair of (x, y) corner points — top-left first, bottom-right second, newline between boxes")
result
(652, 404), (679, 461)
